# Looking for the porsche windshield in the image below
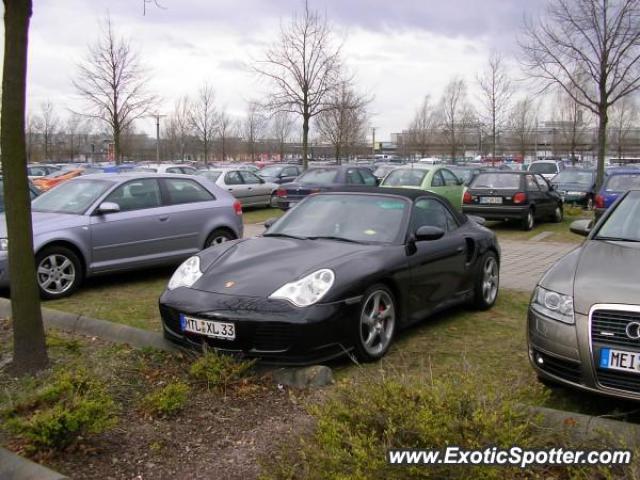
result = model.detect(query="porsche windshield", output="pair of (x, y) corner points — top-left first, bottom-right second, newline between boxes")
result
(265, 194), (409, 244)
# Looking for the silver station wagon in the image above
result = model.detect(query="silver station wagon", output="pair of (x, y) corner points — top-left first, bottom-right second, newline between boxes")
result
(0, 173), (243, 299)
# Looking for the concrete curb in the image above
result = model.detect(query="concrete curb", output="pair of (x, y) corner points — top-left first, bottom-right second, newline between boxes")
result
(0, 298), (177, 352)
(528, 405), (640, 447)
(0, 447), (68, 480)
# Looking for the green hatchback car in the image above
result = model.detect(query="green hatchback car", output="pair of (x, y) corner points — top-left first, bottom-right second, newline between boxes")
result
(380, 166), (466, 209)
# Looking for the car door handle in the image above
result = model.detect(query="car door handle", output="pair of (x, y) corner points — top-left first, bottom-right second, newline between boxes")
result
(228, 188), (233, 191)
(158, 216), (169, 222)
(247, 187), (252, 190)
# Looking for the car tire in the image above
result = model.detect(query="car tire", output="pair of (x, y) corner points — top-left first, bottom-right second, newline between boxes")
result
(204, 228), (236, 249)
(473, 251), (499, 310)
(35, 246), (84, 299)
(353, 284), (397, 362)
(551, 204), (563, 223)
(521, 208), (535, 231)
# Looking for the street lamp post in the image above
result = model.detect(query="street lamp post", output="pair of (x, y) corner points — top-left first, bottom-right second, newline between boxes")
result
(151, 113), (166, 163)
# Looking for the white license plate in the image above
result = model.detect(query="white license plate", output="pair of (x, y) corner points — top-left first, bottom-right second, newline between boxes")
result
(599, 347), (640, 374)
(480, 196), (503, 204)
(180, 315), (236, 340)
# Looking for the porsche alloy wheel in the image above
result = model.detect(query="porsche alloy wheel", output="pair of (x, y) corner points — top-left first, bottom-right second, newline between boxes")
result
(355, 286), (396, 361)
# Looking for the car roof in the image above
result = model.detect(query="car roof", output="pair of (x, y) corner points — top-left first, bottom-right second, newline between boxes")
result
(317, 185), (447, 201)
(75, 172), (196, 181)
(606, 168), (639, 175)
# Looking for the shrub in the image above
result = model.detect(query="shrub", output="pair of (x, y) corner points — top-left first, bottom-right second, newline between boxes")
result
(189, 350), (254, 391)
(3, 370), (116, 452)
(261, 373), (634, 480)
(141, 381), (190, 418)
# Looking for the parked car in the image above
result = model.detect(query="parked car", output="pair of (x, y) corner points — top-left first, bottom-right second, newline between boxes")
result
(133, 164), (198, 175)
(275, 165), (377, 209)
(372, 164), (399, 181)
(0, 173), (243, 299)
(551, 169), (597, 209)
(0, 176), (40, 212)
(159, 187), (500, 363)
(463, 171), (564, 230)
(33, 167), (85, 191)
(447, 165), (484, 186)
(595, 169), (640, 218)
(198, 168), (278, 208)
(380, 166), (466, 210)
(527, 160), (565, 181)
(529, 189), (640, 400)
(257, 164), (303, 184)
(27, 164), (61, 179)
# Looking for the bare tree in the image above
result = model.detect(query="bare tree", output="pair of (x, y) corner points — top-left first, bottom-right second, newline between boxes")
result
(74, 16), (157, 164)
(440, 77), (470, 161)
(25, 113), (42, 162)
(521, 0), (640, 189)
(477, 52), (513, 157)
(65, 112), (86, 162)
(38, 100), (58, 161)
(407, 96), (438, 157)
(609, 94), (639, 159)
(553, 84), (592, 162)
(216, 108), (234, 162)
(1, 0), (48, 374)
(189, 83), (217, 165)
(242, 101), (267, 162)
(509, 96), (539, 159)
(316, 81), (369, 163)
(165, 96), (191, 161)
(271, 111), (294, 161)
(255, 1), (342, 169)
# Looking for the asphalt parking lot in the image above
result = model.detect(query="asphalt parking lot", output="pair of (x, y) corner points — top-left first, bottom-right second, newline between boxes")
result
(243, 223), (578, 292)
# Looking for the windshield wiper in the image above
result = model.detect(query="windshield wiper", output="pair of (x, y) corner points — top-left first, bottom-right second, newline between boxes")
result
(306, 235), (362, 244)
(595, 236), (640, 242)
(262, 232), (308, 240)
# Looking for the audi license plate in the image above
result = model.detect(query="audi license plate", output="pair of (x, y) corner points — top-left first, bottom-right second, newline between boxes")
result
(599, 347), (640, 374)
(480, 196), (502, 204)
(180, 314), (236, 340)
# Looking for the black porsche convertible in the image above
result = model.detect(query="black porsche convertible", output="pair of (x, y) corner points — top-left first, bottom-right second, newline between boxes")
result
(159, 187), (501, 364)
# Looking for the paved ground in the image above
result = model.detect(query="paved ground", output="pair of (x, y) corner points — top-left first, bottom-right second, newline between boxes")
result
(243, 224), (578, 293)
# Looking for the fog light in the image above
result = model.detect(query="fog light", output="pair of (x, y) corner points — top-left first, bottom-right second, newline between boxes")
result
(536, 353), (544, 365)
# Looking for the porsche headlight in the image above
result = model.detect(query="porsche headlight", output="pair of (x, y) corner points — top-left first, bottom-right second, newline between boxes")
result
(269, 269), (335, 307)
(531, 285), (574, 324)
(167, 256), (202, 290)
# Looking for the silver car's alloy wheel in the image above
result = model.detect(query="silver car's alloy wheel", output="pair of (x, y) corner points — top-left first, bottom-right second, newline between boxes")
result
(37, 254), (76, 295)
(209, 236), (228, 246)
(482, 256), (499, 305)
(360, 290), (395, 357)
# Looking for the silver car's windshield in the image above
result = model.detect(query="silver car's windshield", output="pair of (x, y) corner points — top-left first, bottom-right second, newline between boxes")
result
(265, 194), (409, 244)
(596, 191), (640, 242)
(32, 179), (114, 214)
(529, 163), (558, 174)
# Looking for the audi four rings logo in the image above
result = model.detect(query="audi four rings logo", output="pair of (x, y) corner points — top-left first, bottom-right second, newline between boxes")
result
(625, 322), (640, 339)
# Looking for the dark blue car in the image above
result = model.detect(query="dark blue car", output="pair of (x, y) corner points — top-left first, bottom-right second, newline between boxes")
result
(595, 168), (640, 217)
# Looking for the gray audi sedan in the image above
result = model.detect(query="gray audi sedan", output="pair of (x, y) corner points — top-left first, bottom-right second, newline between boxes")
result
(0, 173), (243, 299)
(528, 189), (640, 400)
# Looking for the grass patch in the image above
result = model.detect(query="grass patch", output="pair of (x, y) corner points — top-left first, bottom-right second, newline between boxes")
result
(490, 207), (591, 244)
(45, 268), (171, 330)
(242, 207), (283, 225)
(189, 349), (255, 392)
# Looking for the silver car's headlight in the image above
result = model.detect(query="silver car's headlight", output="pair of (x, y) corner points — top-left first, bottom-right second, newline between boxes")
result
(0, 239), (7, 251)
(531, 285), (574, 324)
(167, 256), (202, 290)
(269, 269), (335, 307)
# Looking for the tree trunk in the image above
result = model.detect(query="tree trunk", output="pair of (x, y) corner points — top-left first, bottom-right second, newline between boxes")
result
(595, 106), (608, 192)
(203, 136), (209, 166)
(1, 0), (48, 375)
(302, 114), (309, 170)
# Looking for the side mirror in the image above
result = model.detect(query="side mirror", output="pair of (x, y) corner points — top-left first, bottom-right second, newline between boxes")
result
(264, 217), (278, 229)
(466, 215), (486, 226)
(96, 202), (120, 215)
(569, 219), (592, 237)
(414, 225), (445, 241)
(457, 178), (465, 186)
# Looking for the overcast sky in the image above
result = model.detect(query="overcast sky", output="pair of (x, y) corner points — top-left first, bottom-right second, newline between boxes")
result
(4, 0), (546, 140)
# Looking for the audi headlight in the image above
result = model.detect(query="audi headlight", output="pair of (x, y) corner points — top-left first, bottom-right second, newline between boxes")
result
(269, 269), (335, 307)
(531, 285), (574, 324)
(0, 238), (7, 251)
(167, 256), (202, 290)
